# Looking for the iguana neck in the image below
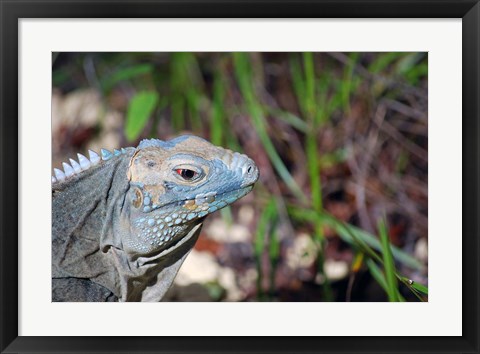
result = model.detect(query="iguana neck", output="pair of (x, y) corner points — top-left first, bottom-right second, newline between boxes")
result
(52, 150), (203, 301)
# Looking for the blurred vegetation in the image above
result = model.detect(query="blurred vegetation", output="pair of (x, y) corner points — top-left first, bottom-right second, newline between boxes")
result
(52, 52), (428, 302)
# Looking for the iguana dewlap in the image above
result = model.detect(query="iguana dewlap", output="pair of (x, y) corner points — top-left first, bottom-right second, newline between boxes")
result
(52, 135), (259, 302)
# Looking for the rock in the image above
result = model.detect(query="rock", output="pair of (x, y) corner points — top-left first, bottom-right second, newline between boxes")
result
(414, 237), (428, 264)
(206, 218), (251, 243)
(174, 249), (245, 301)
(61, 89), (102, 127)
(286, 233), (318, 269)
(175, 250), (219, 285)
(238, 205), (255, 225)
(324, 259), (349, 281)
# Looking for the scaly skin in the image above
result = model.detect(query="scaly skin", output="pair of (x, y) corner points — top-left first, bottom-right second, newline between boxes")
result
(52, 135), (259, 302)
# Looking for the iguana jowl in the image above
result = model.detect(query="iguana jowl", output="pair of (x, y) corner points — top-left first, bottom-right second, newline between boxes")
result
(52, 135), (259, 302)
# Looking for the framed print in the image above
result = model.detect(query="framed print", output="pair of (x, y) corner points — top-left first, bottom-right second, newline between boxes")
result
(1, 1), (479, 353)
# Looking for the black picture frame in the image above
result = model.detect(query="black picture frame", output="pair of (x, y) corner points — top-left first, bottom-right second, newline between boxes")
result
(1, 1), (478, 353)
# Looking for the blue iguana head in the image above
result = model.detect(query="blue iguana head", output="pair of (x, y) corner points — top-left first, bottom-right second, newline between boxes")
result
(121, 135), (259, 257)
(53, 135), (258, 258)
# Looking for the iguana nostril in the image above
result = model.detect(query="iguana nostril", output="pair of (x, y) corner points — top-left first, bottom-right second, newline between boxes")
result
(246, 163), (256, 177)
(240, 160), (259, 187)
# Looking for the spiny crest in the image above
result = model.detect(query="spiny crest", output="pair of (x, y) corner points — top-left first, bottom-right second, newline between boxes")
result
(51, 137), (189, 184)
(137, 135), (197, 150)
(51, 148), (128, 184)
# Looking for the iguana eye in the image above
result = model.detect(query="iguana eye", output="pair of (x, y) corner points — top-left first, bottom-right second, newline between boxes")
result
(176, 169), (198, 180)
(172, 163), (204, 182)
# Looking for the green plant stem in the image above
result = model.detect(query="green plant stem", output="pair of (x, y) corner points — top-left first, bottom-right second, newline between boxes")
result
(233, 53), (307, 203)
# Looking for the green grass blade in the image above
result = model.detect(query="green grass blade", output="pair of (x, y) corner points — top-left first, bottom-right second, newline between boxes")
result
(288, 207), (423, 270)
(378, 218), (400, 302)
(366, 258), (389, 293)
(340, 52), (359, 115)
(102, 63), (154, 92)
(399, 277), (428, 295)
(268, 207), (280, 297)
(366, 259), (406, 302)
(266, 108), (309, 133)
(395, 53), (423, 75)
(233, 53), (307, 203)
(303, 52), (316, 118)
(410, 281), (428, 295)
(289, 54), (306, 117)
(254, 198), (278, 300)
(211, 67), (226, 145)
(327, 215), (422, 270)
(368, 52), (403, 74)
(302, 56), (322, 211)
(395, 53), (428, 85)
(255, 198), (278, 255)
(182, 53), (203, 130)
(170, 52), (203, 131)
(289, 53), (333, 300)
(125, 91), (159, 142)
(220, 207), (233, 226)
(319, 149), (348, 168)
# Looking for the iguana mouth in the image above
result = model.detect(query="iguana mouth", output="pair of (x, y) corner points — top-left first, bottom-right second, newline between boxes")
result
(146, 184), (254, 215)
(185, 184), (254, 204)
(175, 184), (254, 224)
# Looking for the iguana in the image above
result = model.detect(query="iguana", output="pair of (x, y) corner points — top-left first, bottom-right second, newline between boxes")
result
(52, 135), (259, 302)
